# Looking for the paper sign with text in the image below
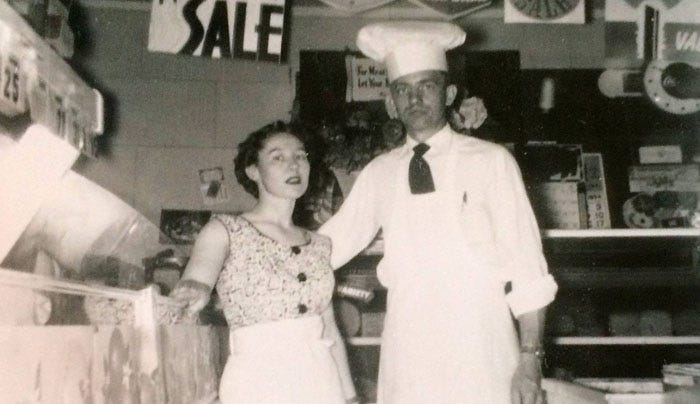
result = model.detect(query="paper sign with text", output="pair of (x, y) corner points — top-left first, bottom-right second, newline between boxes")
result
(346, 56), (389, 102)
(605, 0), (700, 67)
(148, 0), (290, 63)
(583, 153), (611, 229)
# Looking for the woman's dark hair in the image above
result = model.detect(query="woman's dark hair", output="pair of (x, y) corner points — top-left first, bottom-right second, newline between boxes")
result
(234, 120), (307, 198)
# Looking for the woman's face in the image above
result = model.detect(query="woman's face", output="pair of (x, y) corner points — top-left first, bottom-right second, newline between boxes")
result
(247, 132), (310, 201)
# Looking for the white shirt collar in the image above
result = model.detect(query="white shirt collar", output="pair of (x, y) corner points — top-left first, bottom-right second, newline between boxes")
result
(404, 124), (453, 157)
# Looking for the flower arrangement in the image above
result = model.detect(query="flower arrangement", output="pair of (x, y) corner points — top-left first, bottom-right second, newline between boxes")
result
(447, 85), (488, 133)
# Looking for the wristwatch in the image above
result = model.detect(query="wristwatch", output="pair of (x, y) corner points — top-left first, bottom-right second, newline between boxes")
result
(520, 345), (546, 360)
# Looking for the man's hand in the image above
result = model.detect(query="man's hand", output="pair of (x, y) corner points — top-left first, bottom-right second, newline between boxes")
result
(510, 353), (545, 404)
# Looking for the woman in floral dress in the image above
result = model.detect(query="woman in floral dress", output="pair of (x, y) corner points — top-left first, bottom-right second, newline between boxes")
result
(170, 121), (358, 404)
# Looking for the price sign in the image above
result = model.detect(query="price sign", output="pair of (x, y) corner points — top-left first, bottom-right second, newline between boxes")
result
(0, 53), (26, 116)
(27, 74), (50, 126)
(45, 88), (66, 138)
(55, 97), (66, 137)
(73, 108), (96, 157)
(65, 105), (80, 150)
(583, 153), (611, 229)
(82, 127), (95, 156)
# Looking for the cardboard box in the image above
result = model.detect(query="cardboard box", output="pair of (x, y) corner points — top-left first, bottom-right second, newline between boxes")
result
(629, 164), (700, 193)
(517, 143), (584, 183)
(543, 378), (667, 404)
(529, 181), (587, 229)
(639, 145), (683, 164)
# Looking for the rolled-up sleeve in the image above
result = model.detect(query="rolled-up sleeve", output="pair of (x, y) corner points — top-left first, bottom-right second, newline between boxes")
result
(505, 274), (558, 317)
(318, 163), (382, 269)
(488, 147), (558, 317)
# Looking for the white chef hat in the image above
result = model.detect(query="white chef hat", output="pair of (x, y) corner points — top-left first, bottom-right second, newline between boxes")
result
(356, 21), (466, 82)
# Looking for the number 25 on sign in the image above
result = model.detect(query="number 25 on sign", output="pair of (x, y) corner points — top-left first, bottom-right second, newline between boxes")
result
(0, 54), (25, 116)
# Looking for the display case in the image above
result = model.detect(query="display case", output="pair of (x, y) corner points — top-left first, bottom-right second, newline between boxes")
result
(0, 4), (224, 402)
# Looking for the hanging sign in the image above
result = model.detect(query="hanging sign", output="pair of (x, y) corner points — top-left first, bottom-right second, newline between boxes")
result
(406, 0), (492, 20)
(345, 56), (388, 102)
(605, 0), (700, 67)
(663, 22), (700, 63)
(148, 0), (291, 63)
(0, 50), (26, 117)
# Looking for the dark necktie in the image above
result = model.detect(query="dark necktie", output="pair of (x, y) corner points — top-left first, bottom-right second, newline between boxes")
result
(409, 143), (435, 194)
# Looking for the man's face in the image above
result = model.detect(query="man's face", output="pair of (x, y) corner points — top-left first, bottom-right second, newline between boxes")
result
(389, 70), (449, 136)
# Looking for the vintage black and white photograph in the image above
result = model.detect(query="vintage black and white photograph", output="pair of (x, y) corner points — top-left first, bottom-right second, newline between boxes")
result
(1, 0), (700, 403)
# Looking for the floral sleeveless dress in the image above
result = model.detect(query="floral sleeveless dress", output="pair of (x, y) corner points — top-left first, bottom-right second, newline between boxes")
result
(212, 214), (345, 404)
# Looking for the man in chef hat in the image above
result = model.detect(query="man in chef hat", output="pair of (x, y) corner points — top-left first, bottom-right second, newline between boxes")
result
(320, 21), (557, 404)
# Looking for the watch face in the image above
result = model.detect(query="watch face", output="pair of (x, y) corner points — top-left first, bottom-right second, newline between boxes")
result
(509, 0), (580, 20)
(643, 59), (700, 115)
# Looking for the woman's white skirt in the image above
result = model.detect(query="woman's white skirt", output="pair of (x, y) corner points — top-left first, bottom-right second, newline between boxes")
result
(218, 315), (346, 404)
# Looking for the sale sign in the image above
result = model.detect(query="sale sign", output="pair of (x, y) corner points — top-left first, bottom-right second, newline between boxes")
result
(148, 0), (291, 63)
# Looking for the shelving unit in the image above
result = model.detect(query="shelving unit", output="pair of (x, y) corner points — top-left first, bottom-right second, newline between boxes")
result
(345, 227), (700, 351)
(555, 336), (700, 345)
(360, 228), (700, 257)
(544, 228), (700, 380)
(544, 228), (700, 238)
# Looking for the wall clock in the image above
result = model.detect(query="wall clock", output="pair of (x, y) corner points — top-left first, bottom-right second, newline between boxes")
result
(508, 0), (580, 20)
(643, 59), (700, 115)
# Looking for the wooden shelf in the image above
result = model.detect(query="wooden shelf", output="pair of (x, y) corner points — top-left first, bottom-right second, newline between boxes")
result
(360, 229), (700, 256)
(349, 336), (700, 347)
(543, 228), (700, 239)
(553, 336), (700, 345)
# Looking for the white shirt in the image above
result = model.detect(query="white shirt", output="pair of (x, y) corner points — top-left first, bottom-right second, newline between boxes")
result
(319, 125), (557, 317)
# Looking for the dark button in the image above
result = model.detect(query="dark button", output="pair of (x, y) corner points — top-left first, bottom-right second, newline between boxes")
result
(291, 246), (301, 255)
(297, 272), (307, 282)
(298, 303), (307, 314)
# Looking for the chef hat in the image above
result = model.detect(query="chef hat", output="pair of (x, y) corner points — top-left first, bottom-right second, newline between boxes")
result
(356, 21), (466, 82)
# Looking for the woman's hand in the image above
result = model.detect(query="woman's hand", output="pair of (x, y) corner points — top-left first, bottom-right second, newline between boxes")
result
(510, 353), (545, 404)
(169, 279), (213, 315)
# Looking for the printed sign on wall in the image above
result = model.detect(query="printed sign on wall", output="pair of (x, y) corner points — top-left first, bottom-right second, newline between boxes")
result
(605, 0), (700, 68)
(345, 56), (389, 102)
(148, 0), (291, 63)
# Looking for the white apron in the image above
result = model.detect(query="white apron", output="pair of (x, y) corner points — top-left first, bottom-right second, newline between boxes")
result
(218, 315), (345, 404)
(376, 147), (519, 404)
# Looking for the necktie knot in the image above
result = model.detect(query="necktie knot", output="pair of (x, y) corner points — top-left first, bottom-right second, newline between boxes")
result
(413, 143), (430, 157)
